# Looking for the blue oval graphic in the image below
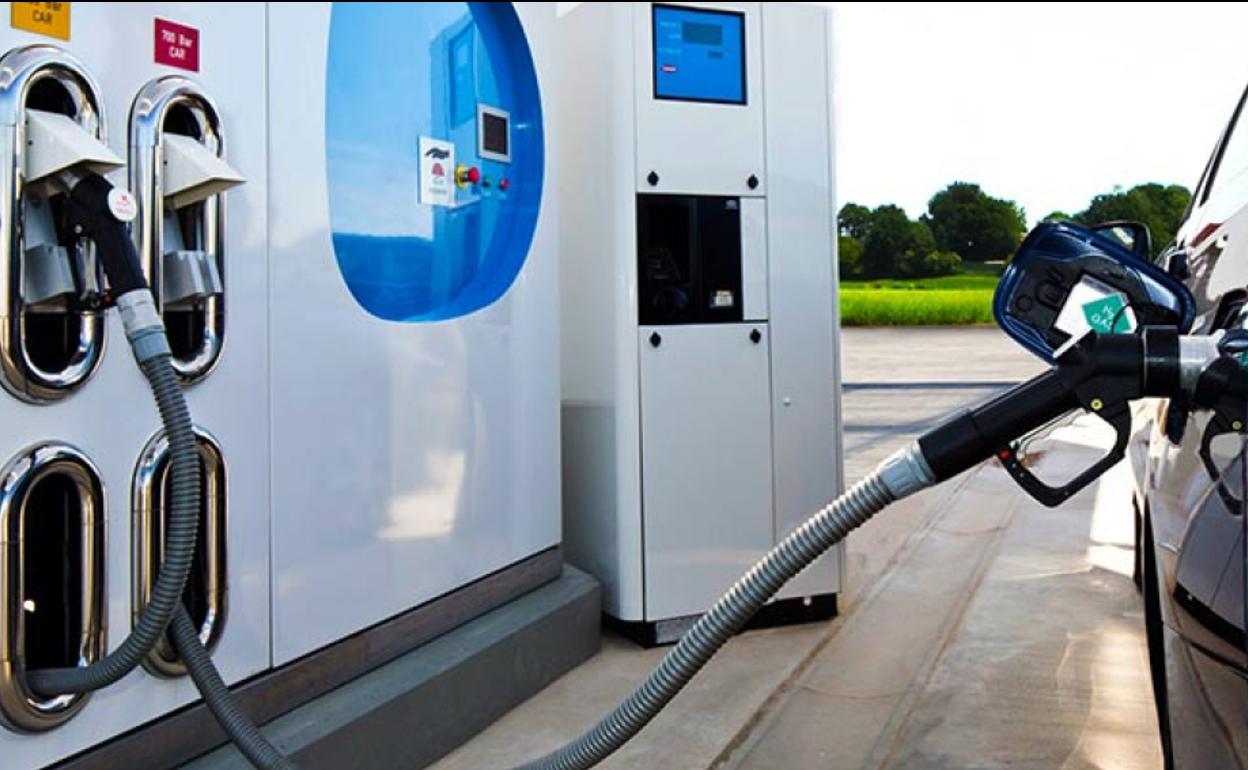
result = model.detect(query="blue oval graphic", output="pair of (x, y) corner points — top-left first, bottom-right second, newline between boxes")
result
(325, 2), (544, 322)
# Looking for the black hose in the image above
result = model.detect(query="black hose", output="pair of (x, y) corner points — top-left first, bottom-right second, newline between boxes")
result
(28, 352), (200, 696)
(170, 608), (297, 770)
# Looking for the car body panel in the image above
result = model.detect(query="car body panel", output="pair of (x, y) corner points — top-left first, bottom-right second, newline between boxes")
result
(1135, 83), (1248, 769)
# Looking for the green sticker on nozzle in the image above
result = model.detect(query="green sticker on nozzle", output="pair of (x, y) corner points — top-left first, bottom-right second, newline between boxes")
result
(1082, 294), (1133, 333)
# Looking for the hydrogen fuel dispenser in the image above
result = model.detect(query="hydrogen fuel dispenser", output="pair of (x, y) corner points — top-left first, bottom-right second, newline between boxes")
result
(559, 2), (843, 641)
(0, 4), (561, 768)
(0, 7), (267, 766)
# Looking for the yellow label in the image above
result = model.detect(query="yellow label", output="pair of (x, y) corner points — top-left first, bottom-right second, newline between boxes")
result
(11, 2), (70, 41)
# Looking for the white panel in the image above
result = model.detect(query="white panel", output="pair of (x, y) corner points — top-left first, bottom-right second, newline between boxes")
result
(761, 4), (842, 601)
(740, 196), (768, 321)
(633, 2), (766, 196)
(639, 324), (774, 620)
(266, 4), (560, 665)
(0, 5), (270, 766)
(557, 2), (647, 619)
(24, 109), (123, 182)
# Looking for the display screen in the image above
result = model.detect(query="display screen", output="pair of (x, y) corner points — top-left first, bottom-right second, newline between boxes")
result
(482, 111), (508, 157)
(652, 5), (746, 105)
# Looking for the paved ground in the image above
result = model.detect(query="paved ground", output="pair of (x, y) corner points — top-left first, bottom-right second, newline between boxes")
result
(433, 327), (1159, 770)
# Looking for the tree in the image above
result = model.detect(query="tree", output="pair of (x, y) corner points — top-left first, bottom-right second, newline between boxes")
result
(898, 219), (936, 278)
(862, 204), (936, 278)
(837, 235), (863, 279)
(925, 182), (1027, 261)
(1074, 183), (1191, 258)
(862, 205), (911, 277)
(838, 202), (872, 241)
(1042, 211), (1073, 222)
(922, 250), (962, 277)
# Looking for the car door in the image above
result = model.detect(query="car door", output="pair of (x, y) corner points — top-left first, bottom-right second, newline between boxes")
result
(1148, 83), (1248, 768)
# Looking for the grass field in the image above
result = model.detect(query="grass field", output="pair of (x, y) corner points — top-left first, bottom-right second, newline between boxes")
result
(839, 261), (1001, 326)
(840, 288), (995, 326)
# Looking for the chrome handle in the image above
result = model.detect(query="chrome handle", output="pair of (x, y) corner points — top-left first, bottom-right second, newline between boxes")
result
(0, 442), (105, 732)
(0, 45), (108, 403)
(129, 76), (232, 384)
(132, 426), (228, 678)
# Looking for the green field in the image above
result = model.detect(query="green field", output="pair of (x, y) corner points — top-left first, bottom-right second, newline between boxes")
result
(839, 262), (1000, 326)
(840, 288), (995, 326)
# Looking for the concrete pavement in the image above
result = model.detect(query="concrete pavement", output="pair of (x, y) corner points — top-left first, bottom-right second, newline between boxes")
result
(432, 327), (1159, 770)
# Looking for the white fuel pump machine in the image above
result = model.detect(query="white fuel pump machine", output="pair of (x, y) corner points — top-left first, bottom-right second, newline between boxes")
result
(0, 3), (563, 768)
(558, 1), (843, 642)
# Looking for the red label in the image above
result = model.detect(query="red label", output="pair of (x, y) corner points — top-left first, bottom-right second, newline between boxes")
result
(154, 18), (199, 71)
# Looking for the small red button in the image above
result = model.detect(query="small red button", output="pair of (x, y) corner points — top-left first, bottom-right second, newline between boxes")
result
(499, 178), (510, 191)
(456, 165), (481, 187)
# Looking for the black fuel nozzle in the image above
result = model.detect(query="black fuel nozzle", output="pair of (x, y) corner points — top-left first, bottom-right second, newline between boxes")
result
(1189, 336), (1248, 506)
(916, 328), (1243, 507)
(55, 170), (147, 298)
(54, 170), (169, 365)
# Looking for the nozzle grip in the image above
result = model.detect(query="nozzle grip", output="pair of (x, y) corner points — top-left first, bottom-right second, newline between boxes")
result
(997, 404), (1131, 507)
(917, 369), (1079, 482)
(62, 173), (147, 297)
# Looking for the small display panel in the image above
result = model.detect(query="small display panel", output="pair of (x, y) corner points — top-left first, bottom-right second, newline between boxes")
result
(652, 4), (746, 105)
(478, 105), (511, 162)
(483, 113), (508, 156)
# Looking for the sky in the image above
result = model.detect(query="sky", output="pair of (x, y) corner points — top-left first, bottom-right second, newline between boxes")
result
(829, 2), (1248, 224)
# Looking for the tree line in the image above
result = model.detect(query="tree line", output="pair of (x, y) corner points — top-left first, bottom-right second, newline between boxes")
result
(839, 181), (1192, 279)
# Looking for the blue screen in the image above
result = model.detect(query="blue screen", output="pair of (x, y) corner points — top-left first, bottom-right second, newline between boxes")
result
(652, 5), (745, 104)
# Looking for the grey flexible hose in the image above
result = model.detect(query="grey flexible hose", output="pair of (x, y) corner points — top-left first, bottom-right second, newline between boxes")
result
(28, 352), (201, 696)
(516, 445), (934, 770)
(170, 608), (297, 770)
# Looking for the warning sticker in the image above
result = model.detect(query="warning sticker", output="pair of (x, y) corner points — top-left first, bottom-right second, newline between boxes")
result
(419, 137), (455, 207)
(12, 2), (70, 41)
(155, 18), (199, 72)
(1053, 275), (1136, 340)
(1081, 294), (1134, 334)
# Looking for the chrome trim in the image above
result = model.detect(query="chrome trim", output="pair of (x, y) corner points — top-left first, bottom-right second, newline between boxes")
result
(132, 426), (226, 678)
(0, 45), (107, 403)
(129, 76), (227, 384)
(0, 442), (105, 732)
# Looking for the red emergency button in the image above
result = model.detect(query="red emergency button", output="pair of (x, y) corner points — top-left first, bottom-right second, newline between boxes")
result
(455, 164), (480, 188)
(499, 177), (510, 191)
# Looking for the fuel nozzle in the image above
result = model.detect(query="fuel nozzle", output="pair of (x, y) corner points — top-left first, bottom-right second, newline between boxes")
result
(53, 170), (169, 365)
(914, 328), (1246, 506)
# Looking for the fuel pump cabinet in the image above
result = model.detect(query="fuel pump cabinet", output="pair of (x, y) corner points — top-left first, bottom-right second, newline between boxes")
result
(558, 2), (843, 642)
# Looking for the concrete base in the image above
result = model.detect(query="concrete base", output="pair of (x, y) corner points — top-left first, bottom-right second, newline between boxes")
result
(187, 567), (601, 770)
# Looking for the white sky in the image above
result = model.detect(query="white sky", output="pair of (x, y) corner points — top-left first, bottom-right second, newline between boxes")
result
(830, 2), (1248, 223)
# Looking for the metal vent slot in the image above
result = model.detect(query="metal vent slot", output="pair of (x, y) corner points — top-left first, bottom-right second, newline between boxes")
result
(0, 45), (110, 403)
(0, 443), (105, 732)
(130, 77), (241, 384)
(133, 427), (226, 677)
